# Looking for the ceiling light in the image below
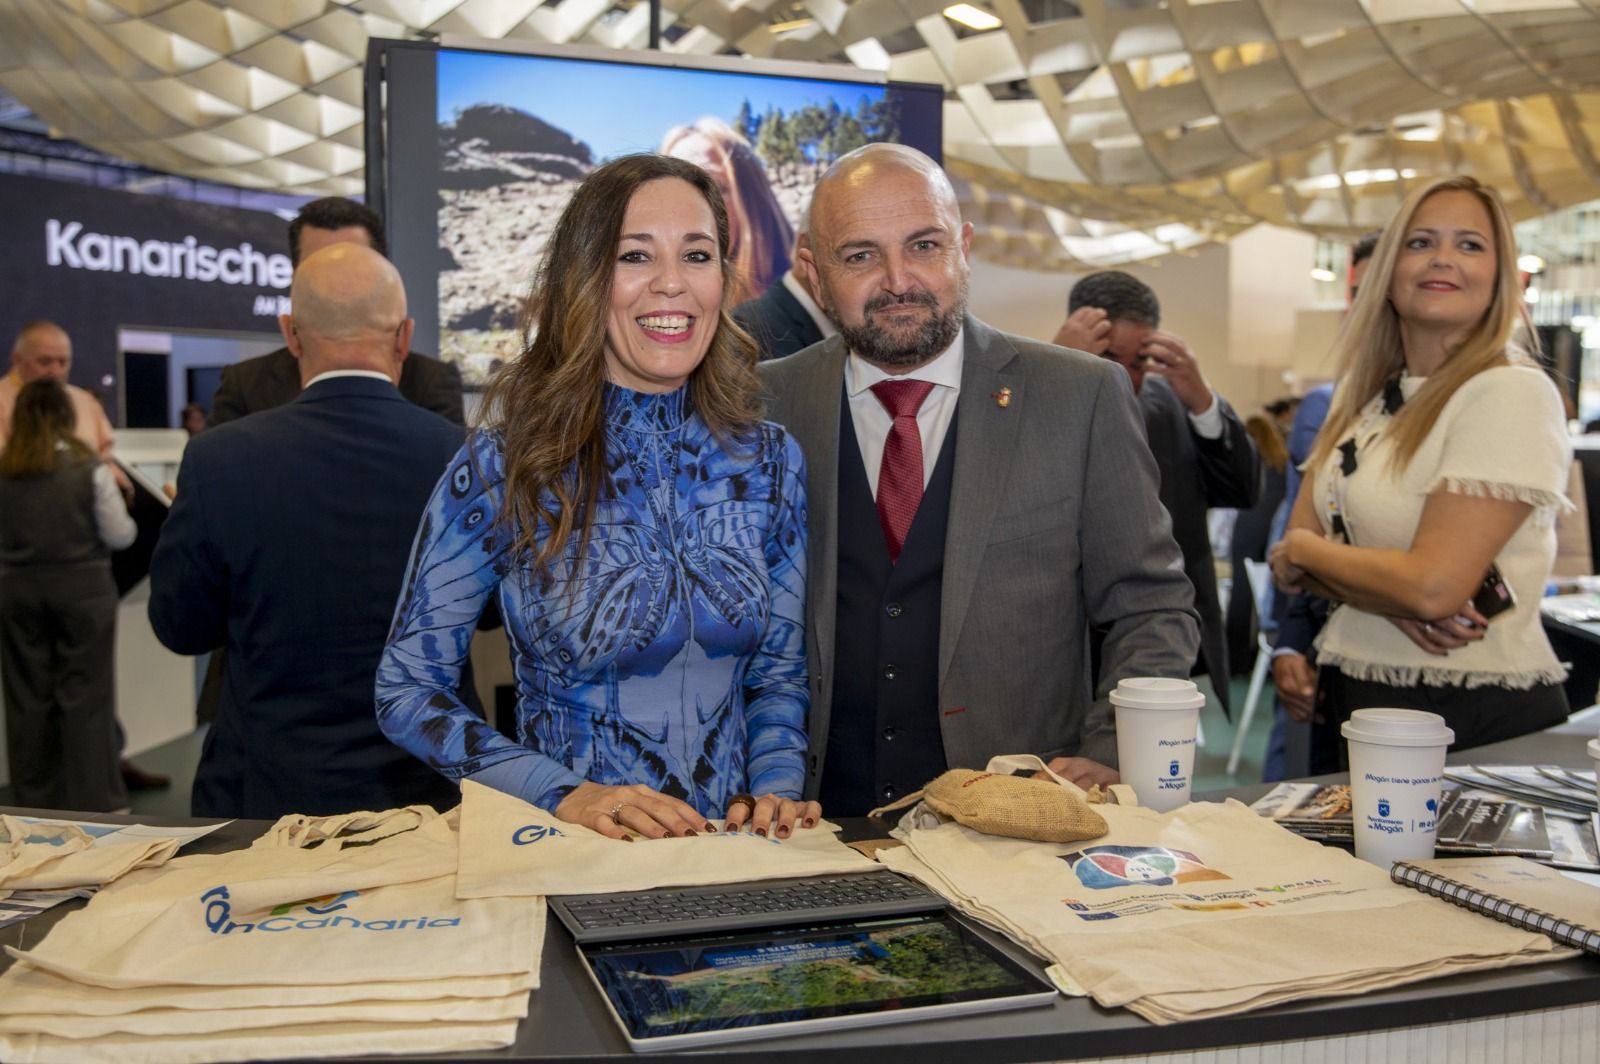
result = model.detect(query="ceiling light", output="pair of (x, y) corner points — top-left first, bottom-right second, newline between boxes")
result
(1524, 287), (1540, 304)
(1310, 267), (1337, 282)
(943, 5), (1003, 31)
(1518, 254), (1546, 273)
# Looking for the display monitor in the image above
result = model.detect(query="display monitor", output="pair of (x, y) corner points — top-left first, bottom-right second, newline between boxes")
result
(367, 38), (943, 386)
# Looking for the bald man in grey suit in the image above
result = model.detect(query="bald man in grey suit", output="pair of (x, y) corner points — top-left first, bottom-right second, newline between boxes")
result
(759, 145), (1199, 815)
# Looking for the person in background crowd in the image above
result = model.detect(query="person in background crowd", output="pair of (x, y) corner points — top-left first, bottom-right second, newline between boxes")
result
(1225, 414), (1289, 676)
(378, 154), (818, 841)
(1263, 230), (1380, 780)
(1056, 271), (1262, 717)
(761, 143), (1200, 813)
(0, 321), (125, 489)
(208, 196), (465, 427)
(733, 233), (832, 360)
(148, 244), (465, 819)
(0, 380), (136, 810)
(1272, 176), (1573, 755)
(662, 118), (795, 307)
(1264, 396), (1298, 437)
(0, 320), (165, 792)
(179, 402), (206, 437)
(195, 196), (470, 738)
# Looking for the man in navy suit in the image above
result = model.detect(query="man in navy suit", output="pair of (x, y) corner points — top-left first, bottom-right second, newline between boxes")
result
(149, 244), (463, 819)
(732, 259), (832, 360)
(208, 196), (465, 427)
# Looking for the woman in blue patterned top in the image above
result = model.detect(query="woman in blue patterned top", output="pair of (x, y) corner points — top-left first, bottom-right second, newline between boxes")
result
(377, 154), (818, 840)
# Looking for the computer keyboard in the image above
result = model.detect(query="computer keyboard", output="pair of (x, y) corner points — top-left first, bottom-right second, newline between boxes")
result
(549, 872), (944, 943)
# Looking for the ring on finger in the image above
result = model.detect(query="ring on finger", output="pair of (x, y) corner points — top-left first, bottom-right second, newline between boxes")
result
(1422, 622), (1435, 634)
(727, 793), (756, 816)
(609, 801), (628, 826)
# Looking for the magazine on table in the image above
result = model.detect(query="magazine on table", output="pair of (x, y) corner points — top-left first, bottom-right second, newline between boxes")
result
(1250, 780), (1600, 871)
(1444, 766), (1598, 816)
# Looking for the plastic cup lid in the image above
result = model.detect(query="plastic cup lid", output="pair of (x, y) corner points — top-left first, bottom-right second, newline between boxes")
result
(1341, 708), (1454, 748)
(1109, 677), (1206, 711)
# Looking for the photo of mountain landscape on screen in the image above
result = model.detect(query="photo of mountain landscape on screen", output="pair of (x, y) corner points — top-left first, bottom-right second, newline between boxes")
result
(435, 48), (919, 385)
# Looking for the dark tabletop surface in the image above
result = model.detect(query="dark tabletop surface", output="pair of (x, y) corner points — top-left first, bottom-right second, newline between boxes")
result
(4, 713), (1598, 1062)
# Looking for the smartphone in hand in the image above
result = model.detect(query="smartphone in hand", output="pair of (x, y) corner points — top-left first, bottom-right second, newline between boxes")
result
(1470, 563), (1516, 621)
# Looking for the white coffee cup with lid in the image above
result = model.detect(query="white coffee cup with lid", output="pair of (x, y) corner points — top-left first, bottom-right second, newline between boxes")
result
(1341, 708), (1454, 868)
(1111, 678), (1206, 812)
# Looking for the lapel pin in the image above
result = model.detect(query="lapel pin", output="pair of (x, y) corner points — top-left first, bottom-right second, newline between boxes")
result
(994, 387), (1012, 408)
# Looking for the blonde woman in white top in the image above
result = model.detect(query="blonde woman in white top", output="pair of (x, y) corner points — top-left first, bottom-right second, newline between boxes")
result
(1271, 175), (1572, 755)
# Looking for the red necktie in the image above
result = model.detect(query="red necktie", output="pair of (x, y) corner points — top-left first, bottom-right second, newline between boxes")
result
(870, 378), (936, 564)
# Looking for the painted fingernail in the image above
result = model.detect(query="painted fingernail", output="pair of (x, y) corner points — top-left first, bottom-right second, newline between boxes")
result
(755, 827), (767, 837)
(802, 817), (816, 829)
(724, 821), (737, 832)
(703, 823), (716, 834)
(621, 835), (633, 843)
(685, 829), (697, 837)
(777, 824), (790, 837)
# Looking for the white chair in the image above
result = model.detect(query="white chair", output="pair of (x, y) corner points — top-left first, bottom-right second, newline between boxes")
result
(1226, 558), (1276, 776)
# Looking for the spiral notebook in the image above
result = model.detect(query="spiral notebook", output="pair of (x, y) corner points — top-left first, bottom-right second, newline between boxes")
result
(1391, 856), (1600, 956)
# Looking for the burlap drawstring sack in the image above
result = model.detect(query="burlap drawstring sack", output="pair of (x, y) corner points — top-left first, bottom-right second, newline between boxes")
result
(869, 754), (1124, 843)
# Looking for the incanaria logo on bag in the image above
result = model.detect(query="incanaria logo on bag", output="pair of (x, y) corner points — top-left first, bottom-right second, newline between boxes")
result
(1061, 845), (1232, 890)
(200, 885), (462, 935)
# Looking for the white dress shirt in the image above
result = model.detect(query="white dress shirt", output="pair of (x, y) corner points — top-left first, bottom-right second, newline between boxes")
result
(1187, 392), (1224, 438)
(845, 328), (964, 499)
(781, 271), (838, 341)
(304, 369), (395, 388)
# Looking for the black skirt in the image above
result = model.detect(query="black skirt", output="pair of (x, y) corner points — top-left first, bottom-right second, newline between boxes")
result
(1312, 667), (1570, 773)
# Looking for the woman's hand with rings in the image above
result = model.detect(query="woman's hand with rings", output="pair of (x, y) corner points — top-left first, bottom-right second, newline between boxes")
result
(722, 793), (822, 839)
(1389, 603), (1489, 657)
(554, 781), (714, 841)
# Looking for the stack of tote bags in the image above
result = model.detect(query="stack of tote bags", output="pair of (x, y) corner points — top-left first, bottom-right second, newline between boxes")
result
(0, 783), (886, 1063)
(878, 766), (1567, 1024)
(0, 806), (542, 1063)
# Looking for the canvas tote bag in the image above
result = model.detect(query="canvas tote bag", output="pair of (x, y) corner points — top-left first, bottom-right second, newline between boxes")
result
(3, 805), (540, 990)
(880, 793), (1559, 1023)
(0, 806), (538, 1064)
(456, 779), (878, 898)
(0, 816), (181, 891)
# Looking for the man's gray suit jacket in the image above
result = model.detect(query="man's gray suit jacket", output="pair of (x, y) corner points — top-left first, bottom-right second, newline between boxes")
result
(759, 314), (1201, 797)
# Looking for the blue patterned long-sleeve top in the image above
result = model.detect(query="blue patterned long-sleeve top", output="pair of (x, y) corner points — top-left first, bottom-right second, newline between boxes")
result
(375, 384), (810, 817)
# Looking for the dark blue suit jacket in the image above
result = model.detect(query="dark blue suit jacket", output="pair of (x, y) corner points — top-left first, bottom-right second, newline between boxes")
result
(1275, 383), (1333, 655)
(149, 376), (464, 819)
(732, 280), (824, 361)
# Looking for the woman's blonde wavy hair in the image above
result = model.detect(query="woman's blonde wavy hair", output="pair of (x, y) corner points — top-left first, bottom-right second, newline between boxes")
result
(1307, 175), (1536, 477)
(478, 153), (763, 574)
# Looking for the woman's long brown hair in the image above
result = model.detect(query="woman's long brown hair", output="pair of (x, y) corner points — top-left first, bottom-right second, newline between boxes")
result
(0, 379), (91, 478)
(477, 153), (764, 574)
